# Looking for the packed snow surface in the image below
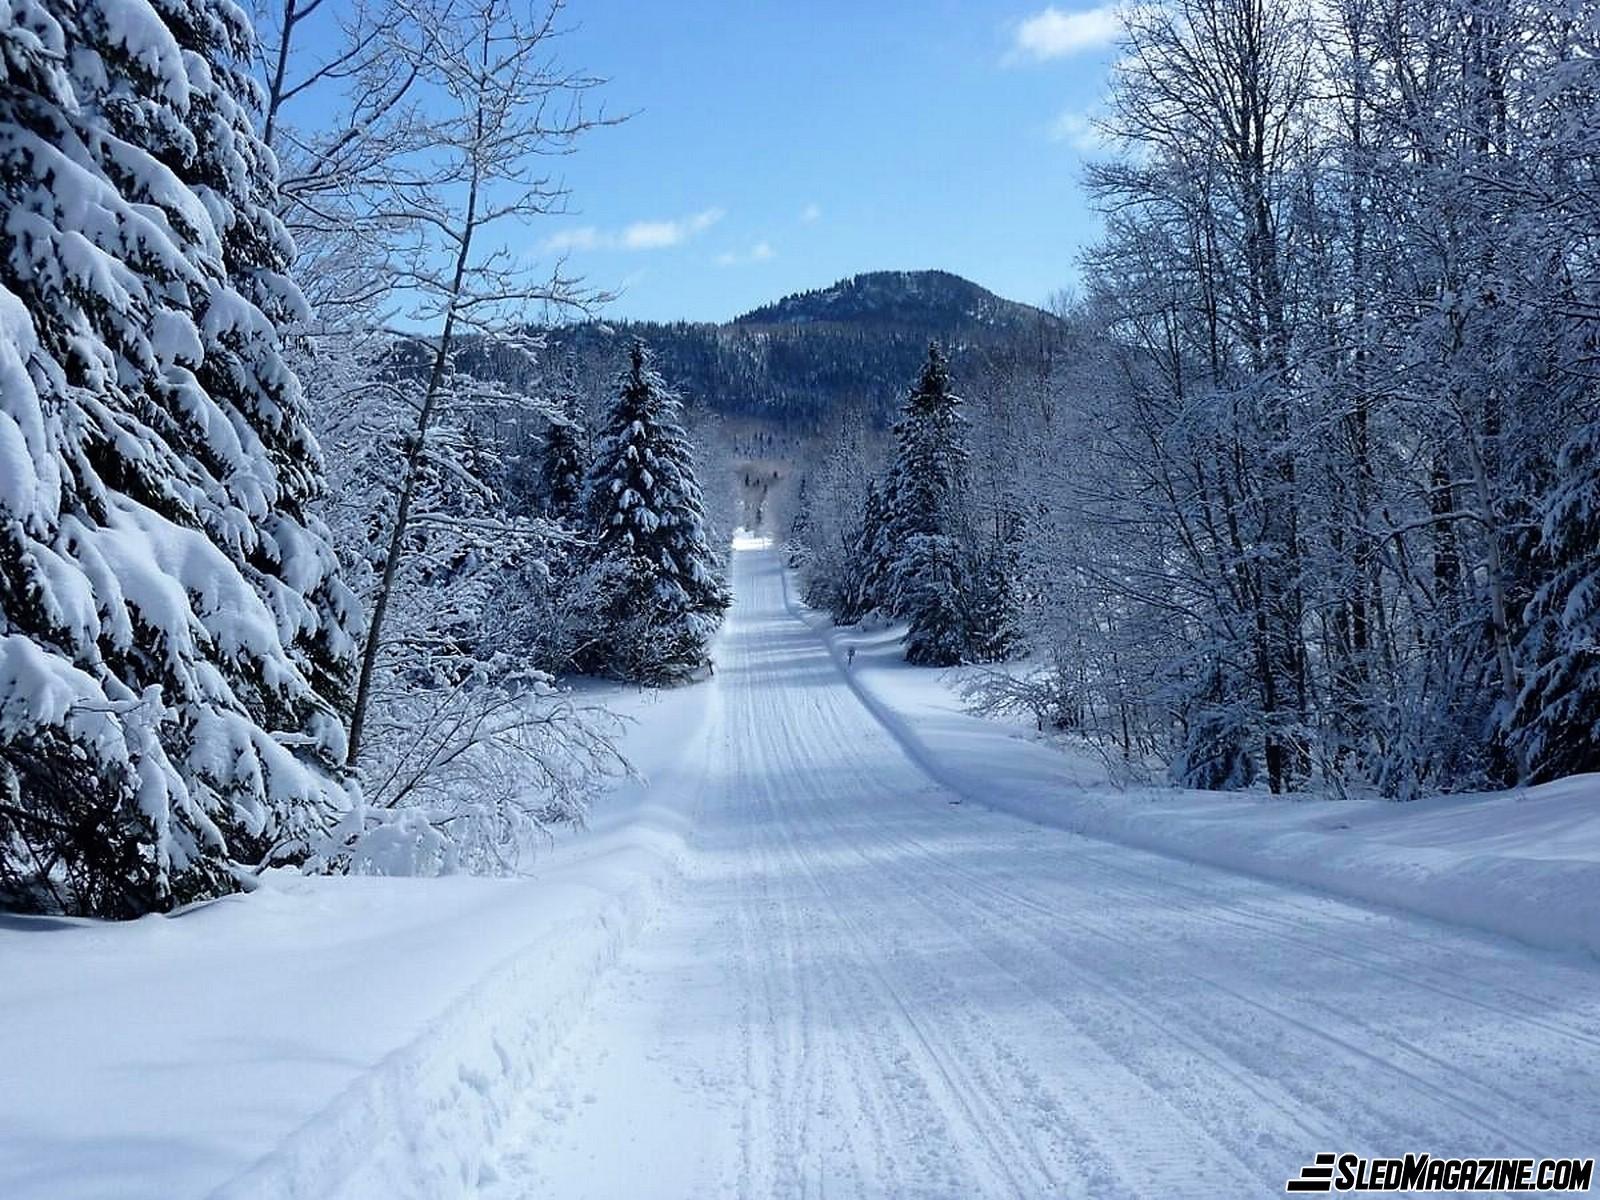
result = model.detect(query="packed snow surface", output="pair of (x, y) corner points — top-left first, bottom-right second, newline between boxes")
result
(6, 543), (1600, 1198)
(796, 576), (1600, 962)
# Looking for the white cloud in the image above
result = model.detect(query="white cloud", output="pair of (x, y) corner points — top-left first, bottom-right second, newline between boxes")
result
(1049, 109), (1107, 150)
(620, 220), (683, 250)
(800, 202), (822, 224)
(541, 208), (725, 254)
(716, 241), (776, 267)
(542, 226), (603, 253)
(622, 208), (724, 249)
(1008, 4), (1122, 62)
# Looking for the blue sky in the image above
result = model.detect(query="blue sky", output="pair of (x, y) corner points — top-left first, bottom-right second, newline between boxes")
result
(537, 2), (1123, 322)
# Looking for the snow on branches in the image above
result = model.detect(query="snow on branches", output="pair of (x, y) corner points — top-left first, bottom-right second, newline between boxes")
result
(0, 0), (356, 915)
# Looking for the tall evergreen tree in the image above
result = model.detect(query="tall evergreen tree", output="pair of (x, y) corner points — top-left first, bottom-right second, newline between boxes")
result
(540, 367), (588, 520)
(886, 344), (974, 666)
(899, 533), (973, 666)
(0, 0), (356, 916)
(582, 341), (729, 682)
(966, 526), (1024, 664)
(857, 475), (896, 617)
(887, 347), (967, 593)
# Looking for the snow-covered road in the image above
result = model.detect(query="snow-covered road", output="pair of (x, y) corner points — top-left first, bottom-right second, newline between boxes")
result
(488, 546), (1600, 1199)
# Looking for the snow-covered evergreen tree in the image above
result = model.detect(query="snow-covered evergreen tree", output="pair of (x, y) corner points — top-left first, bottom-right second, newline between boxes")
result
(783, 407), (887, 626)
(856, 475), (895, 617)
(540, 395), (588, 521)
(0, 0), (357, 916)
(886, 344), (975, 666)
(899, 533), (972, 666)
(582, 341), (729, 682)
(1510, 417), (1600, 782)
(965, 529), (1024, 664)
(887, 347), (966, 595)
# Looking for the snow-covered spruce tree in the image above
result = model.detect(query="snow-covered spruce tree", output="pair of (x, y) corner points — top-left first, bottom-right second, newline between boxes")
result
(784, 405), (884, 624)
(496, 361), (608, 676)
(582, 341), (729, 683)
(855, 475), (895, 617)
(886, 344), (974, 666)
(540, 371), (588, 520)
(1509, 416), (1600, 783)
(0, 0), (358, 916)
(965, 527), (1024, 664)
(898, 534), (973, 666)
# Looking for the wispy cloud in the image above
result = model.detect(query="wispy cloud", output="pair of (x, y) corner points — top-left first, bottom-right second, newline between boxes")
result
(542, 207), (725, 253)
(800, 202), (822, 224)
(716, 241), (776, 268)
(1007, 4), (1122, 63)
(542, 227), (603, 253)
(621, 208), (724, 249)
(1049, 109), (1107, 150)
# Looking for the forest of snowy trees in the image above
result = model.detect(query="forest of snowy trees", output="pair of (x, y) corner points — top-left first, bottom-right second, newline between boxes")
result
(0, 0), (726, 915)
(7, 0), (1600, 918)
(790, 0), (1600, 800)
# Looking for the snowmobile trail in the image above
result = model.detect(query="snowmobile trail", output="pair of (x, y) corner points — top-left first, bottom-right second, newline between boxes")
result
(488, 545), (1600, 1199)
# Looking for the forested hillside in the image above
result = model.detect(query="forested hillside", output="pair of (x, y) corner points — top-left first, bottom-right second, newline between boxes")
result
(536, 270), (1065, 429)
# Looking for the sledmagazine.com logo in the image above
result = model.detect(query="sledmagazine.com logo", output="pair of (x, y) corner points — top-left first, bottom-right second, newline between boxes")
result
(1286, 1152), (1595, 1193)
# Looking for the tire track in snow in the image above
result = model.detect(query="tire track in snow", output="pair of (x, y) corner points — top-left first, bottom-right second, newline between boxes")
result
(758, 548), (1599, 1171)
(740, 568), (1271, 1195)
(765, 551), (1600, 1158)
(784, 685), (1583, 1166)
(770, 632), (1313, 1191)
(727, 598), (1048, 1198)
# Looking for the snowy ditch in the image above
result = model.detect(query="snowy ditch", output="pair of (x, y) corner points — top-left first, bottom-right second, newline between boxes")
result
(1, 682), (718, 1200)
(213, 831), (688, 1200)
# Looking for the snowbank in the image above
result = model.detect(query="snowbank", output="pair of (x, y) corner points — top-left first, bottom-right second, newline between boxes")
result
(0, 680), (718, 1200)
(784, 570), (1600, 962)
